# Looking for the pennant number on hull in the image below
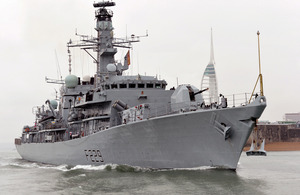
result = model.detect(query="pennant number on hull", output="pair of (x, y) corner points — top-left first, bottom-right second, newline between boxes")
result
(84, 149), (104, 163)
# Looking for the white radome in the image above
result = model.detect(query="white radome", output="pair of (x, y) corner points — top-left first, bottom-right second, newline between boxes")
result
(82, 75), (91, 82)
(107, 64), (117, 72)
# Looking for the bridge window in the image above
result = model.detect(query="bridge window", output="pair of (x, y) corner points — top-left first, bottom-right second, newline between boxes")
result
(146, 83), (154, 88)
(138, 83), (145, 88)
(155, 83), (161, 88)
(111, 84), (118, 89)
(129, 83), (136, 88)
(119, 84), (127, 88)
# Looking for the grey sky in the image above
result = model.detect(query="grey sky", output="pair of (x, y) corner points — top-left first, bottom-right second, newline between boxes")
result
(1, 0), (300, 143)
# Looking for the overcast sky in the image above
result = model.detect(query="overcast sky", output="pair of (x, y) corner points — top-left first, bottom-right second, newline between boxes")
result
(1, 0), (300, 143)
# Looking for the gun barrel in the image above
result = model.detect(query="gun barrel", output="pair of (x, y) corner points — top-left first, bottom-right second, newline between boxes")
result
(194, 88), (209, 95)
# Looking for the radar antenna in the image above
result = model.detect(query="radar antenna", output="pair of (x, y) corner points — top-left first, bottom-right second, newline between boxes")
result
(93, 1), (116, 8)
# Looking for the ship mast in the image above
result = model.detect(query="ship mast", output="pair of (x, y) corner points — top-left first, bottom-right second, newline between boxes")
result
(94, 1), (117, 79)
(66, 1), (146, 88)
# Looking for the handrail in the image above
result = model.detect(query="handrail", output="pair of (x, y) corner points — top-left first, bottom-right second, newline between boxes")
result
(123, 92), (260, 122)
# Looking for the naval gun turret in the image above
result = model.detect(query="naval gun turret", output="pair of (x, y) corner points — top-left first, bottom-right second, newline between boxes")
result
(171, 85), (205, 112)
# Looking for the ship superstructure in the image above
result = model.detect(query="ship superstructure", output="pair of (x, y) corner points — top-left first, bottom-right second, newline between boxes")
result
(15, 1), (266, 170)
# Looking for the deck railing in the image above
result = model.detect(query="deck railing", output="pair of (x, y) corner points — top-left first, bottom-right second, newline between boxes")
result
(124, 92), (261, 122)
(223, 92), (259, 107)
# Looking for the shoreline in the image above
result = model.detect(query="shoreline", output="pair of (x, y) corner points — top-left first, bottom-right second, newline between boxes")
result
(243, 142), (300, 151)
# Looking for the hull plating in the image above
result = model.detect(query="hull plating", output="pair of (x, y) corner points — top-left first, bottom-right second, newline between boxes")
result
(16, 101), (265, 169)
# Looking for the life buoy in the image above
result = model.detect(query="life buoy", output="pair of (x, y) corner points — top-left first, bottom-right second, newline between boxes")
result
(81, 132), (84, 137)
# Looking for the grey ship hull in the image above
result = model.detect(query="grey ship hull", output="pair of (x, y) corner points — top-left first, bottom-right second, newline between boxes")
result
(16, 98), (265, 169)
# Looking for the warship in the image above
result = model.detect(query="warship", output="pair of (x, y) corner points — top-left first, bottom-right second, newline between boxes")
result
(15, 1), (266, 170)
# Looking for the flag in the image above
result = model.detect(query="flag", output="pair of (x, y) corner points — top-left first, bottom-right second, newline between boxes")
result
(124, 50), (130, 66)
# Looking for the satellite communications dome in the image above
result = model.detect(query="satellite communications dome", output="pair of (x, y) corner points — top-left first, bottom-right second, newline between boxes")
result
(65, 74), (78, 88)
(50, 100), (58, 109)
(82, 75), (91, 82)
(107, 64), (117, 72)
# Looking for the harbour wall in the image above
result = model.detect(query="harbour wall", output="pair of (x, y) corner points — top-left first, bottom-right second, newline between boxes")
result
(246, 124), (300, 145)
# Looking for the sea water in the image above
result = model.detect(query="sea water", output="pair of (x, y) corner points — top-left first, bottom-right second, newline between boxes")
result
(0, 143), (299, 195)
